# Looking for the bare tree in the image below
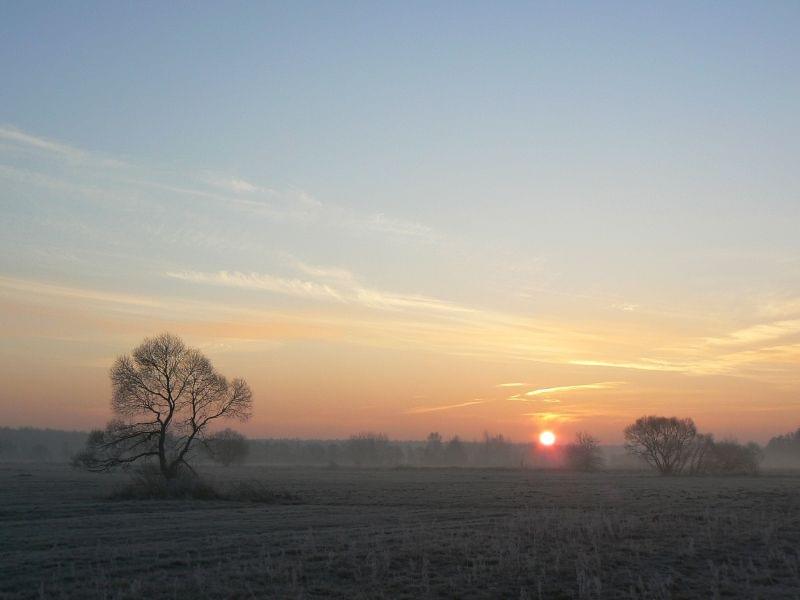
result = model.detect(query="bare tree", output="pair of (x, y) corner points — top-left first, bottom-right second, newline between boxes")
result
(623, 416), (698, 475)
(74, 333), (252, 480)
(423, 432), (444, 466)
(204, 428), (250, 467)
(444, 435), (467, 466)
(685, 433), (715, 475)
(480, 432), (514, 467)
(564, 432), (603, 472)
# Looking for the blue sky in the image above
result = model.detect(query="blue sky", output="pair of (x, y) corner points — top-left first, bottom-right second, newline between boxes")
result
(1, 2), (799, 440)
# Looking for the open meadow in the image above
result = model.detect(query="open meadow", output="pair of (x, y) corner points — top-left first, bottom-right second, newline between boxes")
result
(2, 465), (800, 599)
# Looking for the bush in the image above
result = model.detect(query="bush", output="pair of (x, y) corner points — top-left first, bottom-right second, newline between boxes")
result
(703, 439), (763, 475)
(564, 432), (603, 471)
(109, 465), (220, 500)
(203, 428), (250, 467)
(108, 464), (300, 503)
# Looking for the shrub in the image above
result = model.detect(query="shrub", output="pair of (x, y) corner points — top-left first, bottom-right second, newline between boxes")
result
(204, 429), (250, 467)
(109, 465), (220, 500)
(564, 432), (603, 471)
(704, 439), (763, 475)
(108, 464), (300, 503)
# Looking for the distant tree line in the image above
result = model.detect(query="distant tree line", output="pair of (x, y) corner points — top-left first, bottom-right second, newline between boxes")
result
(5, 422), (800, 476)
(764, 427), (800, 467)
(0, 427), (87, 463)
(246, 431), (534, 468)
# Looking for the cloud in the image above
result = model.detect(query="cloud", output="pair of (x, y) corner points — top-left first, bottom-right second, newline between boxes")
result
(524, 381), (625, 397)
(0, 125), (125, 167)
(705, 320), (800, 347)
(355, 213), (436, 240)
(166, 270), (345, 303)
(523, 411), (572, 423)
(757, 296), (800, 319)
(568, 359), (689, 373)
(166, 265), (475, 316)
(1, 124), (439, 241)
(614, 303), (639, 312)
(205, 176), (264, 194)
(0, 275), (163, 310)
(405, 399), (487, 414)
(496, 382), (527, 387)
(291, 260), (358, 283)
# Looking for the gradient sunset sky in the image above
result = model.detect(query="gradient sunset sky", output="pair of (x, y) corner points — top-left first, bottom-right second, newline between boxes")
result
(2, 2), (799, 443)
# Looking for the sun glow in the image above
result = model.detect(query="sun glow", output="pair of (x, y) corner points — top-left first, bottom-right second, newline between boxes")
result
(539, 431), (556, 446)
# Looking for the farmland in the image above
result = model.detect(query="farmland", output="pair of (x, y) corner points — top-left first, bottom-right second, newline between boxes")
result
(2, 465), (800, 599)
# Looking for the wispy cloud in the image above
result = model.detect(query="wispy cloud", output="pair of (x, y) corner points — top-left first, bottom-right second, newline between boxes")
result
(0, 275), (163, 310)
(568, 359), (690, 373)
(614, 303), (639, 312)
(405, 399), (487, 414)
(757, 296), (800, 319)
(355, 213), (436, 240)
(204, 176), (265, 194)
(166, 265), (475, 316)
(705, 319), (800, 347)
(496, 382), (527, 388)
(523, 411), (571, 423)
(523, 381), (625, 397)
(0, 125), (126, 167)
(1, 124), (439, 242)
(165, 270), (345, 303)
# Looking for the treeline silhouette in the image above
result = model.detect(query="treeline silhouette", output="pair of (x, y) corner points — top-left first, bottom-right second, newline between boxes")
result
(5, 425), (800, 471)
(248, 432), (534, 468)
(0, 427), (88, 462)
(0, 428), (533, 468)
(764, 427), (800, 467)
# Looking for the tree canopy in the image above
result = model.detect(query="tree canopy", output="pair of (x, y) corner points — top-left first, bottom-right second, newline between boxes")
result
(74, 333), (252, 479)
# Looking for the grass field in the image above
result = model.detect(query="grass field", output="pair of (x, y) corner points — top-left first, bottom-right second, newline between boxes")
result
(1, 465), (800, 599)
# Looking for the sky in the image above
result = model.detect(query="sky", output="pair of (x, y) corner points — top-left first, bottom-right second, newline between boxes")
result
(1, 2), (799, 443)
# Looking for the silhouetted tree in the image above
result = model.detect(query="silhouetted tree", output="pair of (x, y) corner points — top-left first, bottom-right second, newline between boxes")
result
(444, 435), (467, 466)
(564, 432), (603, 471)
(685, 433), (715, 474)
(73, 333), (252, 480)
(481, 432), (514, 467)
(423, 432), (444, 466)
(204, 428), (250, 467)
(624, 416), (698, 475)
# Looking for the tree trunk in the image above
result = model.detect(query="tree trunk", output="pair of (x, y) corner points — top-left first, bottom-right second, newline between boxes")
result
(158, 429), (174, 479)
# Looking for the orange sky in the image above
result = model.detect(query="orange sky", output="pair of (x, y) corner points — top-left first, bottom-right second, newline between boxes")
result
(1, 271), (798, 443)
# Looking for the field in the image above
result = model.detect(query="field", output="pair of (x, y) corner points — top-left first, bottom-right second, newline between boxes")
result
(2, 465), (800, 599)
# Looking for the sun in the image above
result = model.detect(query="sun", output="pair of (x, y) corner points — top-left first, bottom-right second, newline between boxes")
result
(539, 431), (556, 446)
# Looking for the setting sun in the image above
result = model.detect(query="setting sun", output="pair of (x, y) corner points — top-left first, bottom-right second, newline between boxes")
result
(539, 431), (556, 446)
